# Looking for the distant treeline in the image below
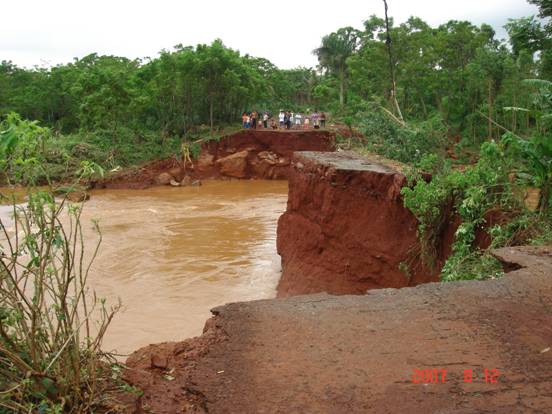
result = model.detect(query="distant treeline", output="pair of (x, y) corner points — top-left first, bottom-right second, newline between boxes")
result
(0, 40), (317, 136)
(1, 10), (551, 142)
(313, 14), (552, 141)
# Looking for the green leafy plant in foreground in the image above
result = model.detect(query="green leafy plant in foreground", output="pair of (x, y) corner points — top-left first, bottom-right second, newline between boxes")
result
(0, 119), (121, 413)
(0, 113), (54, 185)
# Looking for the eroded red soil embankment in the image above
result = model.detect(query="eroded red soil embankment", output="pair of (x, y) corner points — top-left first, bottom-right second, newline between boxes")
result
(94, 130), (335, 189)
(123, 246), (552, 414)
(276, 151), (438, 297)
(196, 129), (335, 179)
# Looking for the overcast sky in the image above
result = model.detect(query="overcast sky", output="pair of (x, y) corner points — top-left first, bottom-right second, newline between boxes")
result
(0, 0), (540, 70)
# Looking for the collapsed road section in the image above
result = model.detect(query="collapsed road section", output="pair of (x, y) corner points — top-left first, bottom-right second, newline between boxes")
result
(124, 246), (552, 414)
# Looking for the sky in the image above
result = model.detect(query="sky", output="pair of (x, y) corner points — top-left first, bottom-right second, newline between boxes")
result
(0, 0), (540, 70)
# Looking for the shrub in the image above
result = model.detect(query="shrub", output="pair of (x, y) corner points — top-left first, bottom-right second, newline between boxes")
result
(402, 139), (523, 281)
(0, 116), (120, 412)
(347, 107), (448, 165)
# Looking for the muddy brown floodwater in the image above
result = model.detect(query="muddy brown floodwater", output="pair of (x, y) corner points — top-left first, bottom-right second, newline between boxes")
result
(71, 180), (286, 355)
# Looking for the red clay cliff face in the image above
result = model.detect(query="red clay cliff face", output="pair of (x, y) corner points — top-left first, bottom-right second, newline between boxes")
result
(95, 129), (335, 189)
(276, 151), (438, 297)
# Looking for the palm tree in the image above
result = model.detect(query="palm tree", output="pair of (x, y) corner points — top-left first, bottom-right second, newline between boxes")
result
(313, 27), (360, 108)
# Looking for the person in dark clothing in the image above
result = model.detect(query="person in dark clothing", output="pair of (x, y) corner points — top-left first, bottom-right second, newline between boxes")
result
(251, 111), (258, 129)
(285, 111), (292, 129)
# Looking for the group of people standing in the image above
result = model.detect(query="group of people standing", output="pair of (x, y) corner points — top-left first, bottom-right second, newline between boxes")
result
(241, 110), (327, 130)
(241, 111), (267, 129)
(278, 110), (327, 130)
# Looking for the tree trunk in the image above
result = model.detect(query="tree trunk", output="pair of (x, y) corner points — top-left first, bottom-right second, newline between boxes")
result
(420, 96), (427, 117)
(512, 91), (517, 133)
(392, 85), (403, 121)
(339, 68), (345, 108)
(383, 0), (403, 122)
(487, 78), (493, 140)
(539, 178), (551, 214)
(209, 96), (214, 136)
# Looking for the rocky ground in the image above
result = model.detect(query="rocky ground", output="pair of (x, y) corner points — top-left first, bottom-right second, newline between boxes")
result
(124, 245), (552, 414)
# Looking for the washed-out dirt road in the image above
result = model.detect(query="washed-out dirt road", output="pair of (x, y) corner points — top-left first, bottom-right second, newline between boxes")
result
(125, 245), (552, 413)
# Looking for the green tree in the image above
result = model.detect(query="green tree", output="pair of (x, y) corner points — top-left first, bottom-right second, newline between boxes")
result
(71, 54), (138, 140)
(529, 0), (552, 32)
(314, 27), (360, 108)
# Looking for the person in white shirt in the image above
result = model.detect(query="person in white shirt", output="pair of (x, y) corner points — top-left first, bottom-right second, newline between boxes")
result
(278, 111), (285, 129)
(295, 113), (302, 128)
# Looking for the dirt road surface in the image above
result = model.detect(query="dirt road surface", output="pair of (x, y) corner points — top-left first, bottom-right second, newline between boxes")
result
(125, 246), (552, 413)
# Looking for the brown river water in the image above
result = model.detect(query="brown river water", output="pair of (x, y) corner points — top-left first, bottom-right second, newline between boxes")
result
(0, 181), (288, 355)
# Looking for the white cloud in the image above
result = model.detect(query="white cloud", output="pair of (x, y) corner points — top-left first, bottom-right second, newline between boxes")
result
(0, 0), (539, 69)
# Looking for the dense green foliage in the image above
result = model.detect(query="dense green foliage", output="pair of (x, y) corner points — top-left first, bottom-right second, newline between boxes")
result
(402, 135), (552, 281)
(0, 40), (317, 137)
(343, 104), (448, 164)
(1, 113), (113, 184)
(323, 14), (551, 143)
(402, 141), (516, 280)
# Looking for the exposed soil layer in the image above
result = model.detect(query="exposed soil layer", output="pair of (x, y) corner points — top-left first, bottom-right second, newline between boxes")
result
(276, 151), (437, 297)
(124, 245), (552, 414)
(94, 130), (335, 189)
(196, 129), (335, 179)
